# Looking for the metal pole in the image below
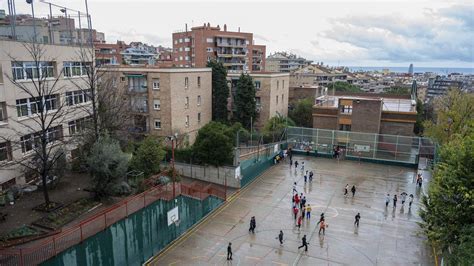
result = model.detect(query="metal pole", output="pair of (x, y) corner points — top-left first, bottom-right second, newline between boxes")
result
(172, 138), (176, 199)
(77, 11), (82, 45)
(49, 3), (54, 44)
(224, 170), (227, 201)
(250, 117), (253, 145)
(28, 0), (37, 43)
(84, 0), (93, 46)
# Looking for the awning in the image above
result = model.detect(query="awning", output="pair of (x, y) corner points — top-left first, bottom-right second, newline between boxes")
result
(124, 73), (145, 77)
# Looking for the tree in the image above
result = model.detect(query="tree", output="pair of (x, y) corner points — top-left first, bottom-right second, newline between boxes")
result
(423, 89), (474, 145)
(68, 46), (132, 143)
(289, 98), (313, 128)
(87, 134), (130, 198)
(263, 114), (296, 142)
(193, 122), (234, 166)
(384, 86), (410, 95)
(419, 135), (474, 265)
(129, 136), (166, 178)
(2, 42), (76, 207)
(331, 81), (362, 93)
(414, 98), (424, 135)
(207, 60), (229, 123)
(234, 74), (257, 129)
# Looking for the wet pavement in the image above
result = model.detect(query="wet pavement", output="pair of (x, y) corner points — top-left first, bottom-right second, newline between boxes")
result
(149, 157), (433, 265)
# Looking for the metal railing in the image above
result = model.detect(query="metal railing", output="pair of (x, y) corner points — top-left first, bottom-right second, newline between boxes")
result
(0, 182), (225, 266)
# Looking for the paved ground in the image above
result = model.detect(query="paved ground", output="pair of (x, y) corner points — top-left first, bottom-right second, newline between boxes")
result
(150, 156), (433, 266)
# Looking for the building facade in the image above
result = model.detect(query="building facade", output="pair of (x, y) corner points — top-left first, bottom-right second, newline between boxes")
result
(427, 76), (463, 100)
(228, 72), (289, 128)
(266, 52), (312, 73)
(172, 23), (266, 73)
(102, 67), (212, 145)
(313, 92), (417, 136)
(290, 64), (351, 87)
(0, 40), (93, 190)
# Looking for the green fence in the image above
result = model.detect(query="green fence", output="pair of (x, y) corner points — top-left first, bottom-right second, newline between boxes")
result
(42, 195), (223, 266)
(239, 143), (281, 188)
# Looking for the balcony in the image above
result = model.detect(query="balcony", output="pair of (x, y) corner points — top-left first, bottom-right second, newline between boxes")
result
(128, 84), (148, 94)
(131, 97), (149, 113)
(216, 41), (246, 48)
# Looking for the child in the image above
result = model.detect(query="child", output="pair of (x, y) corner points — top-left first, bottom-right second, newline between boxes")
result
(306, 204), (312, 219)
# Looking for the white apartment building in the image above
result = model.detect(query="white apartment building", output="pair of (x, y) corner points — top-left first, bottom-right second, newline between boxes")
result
(0, 40), (93, 190)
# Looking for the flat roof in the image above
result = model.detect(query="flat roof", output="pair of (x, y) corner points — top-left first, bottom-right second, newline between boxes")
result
(316, 95), (416, 112)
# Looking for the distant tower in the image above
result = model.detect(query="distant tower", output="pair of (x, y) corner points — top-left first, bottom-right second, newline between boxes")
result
(408, 64), (414, 75)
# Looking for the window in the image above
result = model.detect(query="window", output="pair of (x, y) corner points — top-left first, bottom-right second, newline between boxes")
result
(63, 62), (91, 77)
(339, 124), (351, 131)
(174, 58), (178, 62)
(255, 81), (261, 90)
(179, 56), (183, 60)
(16, 95), (59, 117)
(184, 38), (190, 42)
(282, 94), (284, 104)
(206, 38), (214, 43)
(179, 47), (183, 52)
(198, 112), (201, 123)
(255, 97), (261, 106)
(276, 95), (279, 104)
(206, 47), (213, 52)
(68, 117), (89, 135)
(66, 90), (91, 106)
(341, 105), (353, 114)
(197, 76), (201, 88)
(283, 80), (285, 88)
(185, 56), (190, 61)
(0, 141), (12, 162)
(179, 38), (183, 43)
(154, 119), (161, 129)
(20, 125), (63, 153)
(174, 40), (178, 44)
(197, 95), (201, 106)
(153, 99), (161, 110)
(0, 102), (8, 122)
(185, 115), (189, 127)
(277, 80), (279, 89)
(152, 79), (160, 90)
(12, 61), (54, 81)
(184, 77), (189, 89)
(184, 47), (190, 52)
(185, 97), (189, 108)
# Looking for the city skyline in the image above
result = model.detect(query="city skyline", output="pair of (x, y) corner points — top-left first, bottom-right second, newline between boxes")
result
(1, 0), (473, 68)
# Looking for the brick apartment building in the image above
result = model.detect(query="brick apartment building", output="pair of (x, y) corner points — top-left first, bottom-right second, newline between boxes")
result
(172, 23), (266, 73)
(101, 66), (212, 145)
(94, 41), (128, 66)
(228, 72), (289, 129)
(0, 40), (93, 190)
(313, 92), (417, 136)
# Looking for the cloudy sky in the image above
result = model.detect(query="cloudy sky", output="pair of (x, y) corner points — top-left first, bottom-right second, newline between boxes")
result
(3, 0), (474, 67)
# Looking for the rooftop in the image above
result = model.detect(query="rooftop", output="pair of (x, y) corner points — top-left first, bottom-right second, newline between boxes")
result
(315, 95), (416, 112)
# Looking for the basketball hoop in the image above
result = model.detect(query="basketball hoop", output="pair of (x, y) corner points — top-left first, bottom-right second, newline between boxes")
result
(171, 215), (180, 227)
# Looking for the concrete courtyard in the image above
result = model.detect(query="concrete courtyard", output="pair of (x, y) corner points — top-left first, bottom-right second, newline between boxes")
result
(149, 156), (433, 265)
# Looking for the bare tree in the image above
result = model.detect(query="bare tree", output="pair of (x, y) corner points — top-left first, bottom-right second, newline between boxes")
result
(67, 46), (131, 143)
(1, 42), (81, 207)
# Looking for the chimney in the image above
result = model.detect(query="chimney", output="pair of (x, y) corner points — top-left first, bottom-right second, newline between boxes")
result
(238, 27), (240, 32)
(207, 22), (210, 28)
(224, 24), (227, 32)
(185, 23), (188, 32)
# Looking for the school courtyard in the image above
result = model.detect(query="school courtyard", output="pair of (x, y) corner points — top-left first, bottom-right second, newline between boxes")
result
(148, 156), (434, 265)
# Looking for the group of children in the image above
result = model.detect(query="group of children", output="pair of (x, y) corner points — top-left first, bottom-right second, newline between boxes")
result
(385, 192), (414, 209)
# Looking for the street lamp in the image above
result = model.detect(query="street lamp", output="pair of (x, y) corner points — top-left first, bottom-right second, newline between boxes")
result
(167, 133), (179, 198)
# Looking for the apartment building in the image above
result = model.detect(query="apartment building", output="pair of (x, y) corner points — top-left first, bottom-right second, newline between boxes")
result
(290, 64), (350, 87)
(427, 76), (463, 100)
(0, 14), (103, 46)
(101, 66), (212, 145)
(266, 52), (312, 73)
(0, 40), (93, 190)
(228, 72), (289, 128)
(172, 23), (266, 73)
(94, 41), (127, 66)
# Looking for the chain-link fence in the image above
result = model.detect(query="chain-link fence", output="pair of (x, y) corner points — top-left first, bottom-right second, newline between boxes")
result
(287, 127), (437, 165)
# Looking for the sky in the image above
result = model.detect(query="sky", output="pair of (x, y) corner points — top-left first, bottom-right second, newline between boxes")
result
(3, 0), (474, 68)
